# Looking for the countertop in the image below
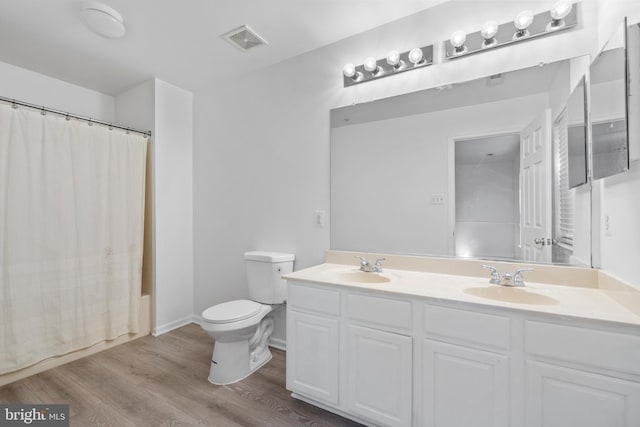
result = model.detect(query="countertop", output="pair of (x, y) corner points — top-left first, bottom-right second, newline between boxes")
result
(283, 262), (640, 327)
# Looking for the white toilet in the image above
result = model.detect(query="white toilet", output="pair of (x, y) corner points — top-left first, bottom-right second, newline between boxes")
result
(200, 251), (294, 385)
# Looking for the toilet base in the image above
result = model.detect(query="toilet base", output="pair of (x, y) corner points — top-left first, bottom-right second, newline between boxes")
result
(208, 340), (273, 385)
(207, 316), (275, 385)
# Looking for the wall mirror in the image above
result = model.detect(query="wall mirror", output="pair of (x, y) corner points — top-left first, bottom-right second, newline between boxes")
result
(590, 19), (630, 180)
(331, 56), (591, 266)
(566, 76), (588, 189)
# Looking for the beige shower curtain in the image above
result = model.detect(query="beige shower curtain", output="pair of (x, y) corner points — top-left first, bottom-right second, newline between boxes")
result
(0, 103), (147, 374)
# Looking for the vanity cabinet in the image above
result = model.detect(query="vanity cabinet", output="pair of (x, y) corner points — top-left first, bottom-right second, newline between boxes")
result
(286, 310), (340, 405)
(422, 305), (511, 427)
(345, 325), (412, 426)
(286, 279), (640, 427)
(286, 283), (340, 406)
(524, 321), (640, 427)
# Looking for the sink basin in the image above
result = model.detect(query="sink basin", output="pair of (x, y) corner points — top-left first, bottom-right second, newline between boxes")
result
(464, 286), (558, 306)
(334, 271), (391, 284)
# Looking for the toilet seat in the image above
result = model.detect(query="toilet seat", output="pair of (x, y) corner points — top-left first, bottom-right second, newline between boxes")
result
(202, 300), (263, 324)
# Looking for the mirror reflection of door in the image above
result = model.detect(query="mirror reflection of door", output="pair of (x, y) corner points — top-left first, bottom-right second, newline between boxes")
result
(454, 134), (520, 260)
(520, 109), (552, 262)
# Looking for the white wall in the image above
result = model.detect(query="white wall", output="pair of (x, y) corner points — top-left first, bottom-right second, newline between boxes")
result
(153, 80), (194, 334)
(193, 0), (600, 343)
(0, 60), (114, 122)
(115, 79), (194, 334)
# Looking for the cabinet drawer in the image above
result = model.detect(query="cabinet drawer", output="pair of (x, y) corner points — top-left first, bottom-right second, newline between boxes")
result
(347, 293), (412, 332)
(526, 321), (640, 375)
(423, 304), (510, 351)
(288, 282), (340, 316)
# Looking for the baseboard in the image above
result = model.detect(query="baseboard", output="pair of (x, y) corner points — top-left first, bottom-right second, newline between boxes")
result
(269, 337), (286, 351)
(153, 314), (199, 336)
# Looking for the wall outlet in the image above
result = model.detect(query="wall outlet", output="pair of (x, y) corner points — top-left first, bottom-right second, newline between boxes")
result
(604, 213), (612, 237)
(315, 210), (326, 227)
(431, 195), (444, 205)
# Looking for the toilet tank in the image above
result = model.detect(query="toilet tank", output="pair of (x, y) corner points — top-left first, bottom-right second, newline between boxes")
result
(244, 251), (295, 304)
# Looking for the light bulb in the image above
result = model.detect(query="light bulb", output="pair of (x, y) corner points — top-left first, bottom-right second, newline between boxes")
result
(450, 30), (466, 48)
(364, 57), (379, 74)
(513, 10), (534, 39)
(408, 47), (424, 65)
(514, 10), (534, 30)
(548, 1), (572, 31)
(481, 21), (499, 40)
(343, 63), (356, 78)
(386, 50), (401, 67)
(550, 1), (572, 20)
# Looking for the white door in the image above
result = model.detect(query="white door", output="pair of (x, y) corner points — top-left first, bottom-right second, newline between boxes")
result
(286, 311), (340, 405)
(423, 339), (509, 427)
(346, 325), (412, 427)
(520, 109), (552, 262)
(526, 361), (640, 427)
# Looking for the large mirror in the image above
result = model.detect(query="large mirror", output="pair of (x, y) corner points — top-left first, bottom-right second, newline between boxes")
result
(566, 77), (588, 189)
(331, 56), (591, 266)
(590, 20), (630, 180)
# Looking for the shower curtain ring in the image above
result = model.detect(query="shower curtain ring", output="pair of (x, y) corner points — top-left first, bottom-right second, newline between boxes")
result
(108, 123), (113, 130)
(126, 128), (130, 134)
(65, 113), (70, 121)
(11, 99), (17, 109)
(40, 106), (46, 116)
(88, 118), (93, 126)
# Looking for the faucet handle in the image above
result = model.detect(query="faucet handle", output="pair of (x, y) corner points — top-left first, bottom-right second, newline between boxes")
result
(373, 258), (386, 272)
(514, 268), (534, 286)
(355, 256), (370, 270)
(481, 265), (500, 284)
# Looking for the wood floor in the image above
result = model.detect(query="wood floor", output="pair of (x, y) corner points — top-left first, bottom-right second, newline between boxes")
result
(0, 324), (362, 427)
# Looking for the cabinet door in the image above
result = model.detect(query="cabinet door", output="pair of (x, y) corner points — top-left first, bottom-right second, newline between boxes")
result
(423, 339), (509, 427)
(286, 310), (340, 405)
(345, 324), (412, 427)
(526, 361), (640, 427)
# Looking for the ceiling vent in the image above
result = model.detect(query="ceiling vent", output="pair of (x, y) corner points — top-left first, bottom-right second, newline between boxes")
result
(221, 25), (268, 52)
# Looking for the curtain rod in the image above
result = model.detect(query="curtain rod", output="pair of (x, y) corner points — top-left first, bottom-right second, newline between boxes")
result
(0, 95), (152, 138)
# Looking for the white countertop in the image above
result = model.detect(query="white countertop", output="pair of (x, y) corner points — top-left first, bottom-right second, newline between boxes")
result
(284, 263), (640, 327)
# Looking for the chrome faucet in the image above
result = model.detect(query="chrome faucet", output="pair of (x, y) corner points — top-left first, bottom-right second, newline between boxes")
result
(481, 265), (500, 285)
(482, 265), (534, 287)
(513, 268), (534, 287)
(356, 256), (386, 273)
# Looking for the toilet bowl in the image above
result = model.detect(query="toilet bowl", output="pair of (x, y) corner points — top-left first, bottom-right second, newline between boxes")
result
(200, 251), (294, 385)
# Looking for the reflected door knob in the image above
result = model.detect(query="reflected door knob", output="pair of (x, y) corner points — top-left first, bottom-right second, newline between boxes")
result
(534, 237), (546, 245)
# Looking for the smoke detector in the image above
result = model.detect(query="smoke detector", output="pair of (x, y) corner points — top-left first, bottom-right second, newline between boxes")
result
(81, 1), (126, 38)
(221, 25), (268, 52)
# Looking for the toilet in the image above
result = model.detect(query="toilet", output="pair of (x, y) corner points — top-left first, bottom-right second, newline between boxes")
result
(200, 251), (294, 385)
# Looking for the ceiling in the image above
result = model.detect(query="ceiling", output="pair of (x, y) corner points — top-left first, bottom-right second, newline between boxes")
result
(0, 0), (448, 95)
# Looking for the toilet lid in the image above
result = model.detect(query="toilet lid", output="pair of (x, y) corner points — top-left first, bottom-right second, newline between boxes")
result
(202, 300), (263, 324)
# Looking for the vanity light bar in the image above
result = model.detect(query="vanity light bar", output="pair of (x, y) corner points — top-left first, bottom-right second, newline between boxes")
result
(444, 2), (578, 60)
(342, 45), (434, 87)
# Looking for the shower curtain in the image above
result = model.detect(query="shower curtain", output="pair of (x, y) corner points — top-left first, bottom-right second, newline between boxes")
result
(0, 103), (147, 374)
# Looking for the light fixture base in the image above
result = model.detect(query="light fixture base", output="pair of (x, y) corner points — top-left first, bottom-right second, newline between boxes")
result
(343, 45), (434, 88)
(444, 3), (578, 60)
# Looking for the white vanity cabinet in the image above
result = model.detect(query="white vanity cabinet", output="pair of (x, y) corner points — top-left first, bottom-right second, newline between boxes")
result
(287, 281), (413, 427)
(524, 321), (640, 427)
(344, 293), (413, 427)
(286, 278), (640, 427)
(421, 305), (511, 427)
(286, 282), (341, 405)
